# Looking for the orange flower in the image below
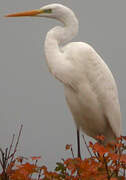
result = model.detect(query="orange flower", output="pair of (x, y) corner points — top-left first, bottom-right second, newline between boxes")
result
(30, 156), (41, 160)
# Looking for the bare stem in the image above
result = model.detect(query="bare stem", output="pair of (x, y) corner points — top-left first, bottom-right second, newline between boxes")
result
(70, 147), (74, 159)
(10, 124), (23, 163)
(103, 156), (110, 180)
(8, 134), (15, 159)
(82, 135), (93, 157)
(38, 169), (42, 180)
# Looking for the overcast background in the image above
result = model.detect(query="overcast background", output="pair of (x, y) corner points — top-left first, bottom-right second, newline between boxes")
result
(0, 0), (126, 169)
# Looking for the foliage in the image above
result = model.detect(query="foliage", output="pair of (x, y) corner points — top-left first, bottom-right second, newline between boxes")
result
(0, 127), (126, 180)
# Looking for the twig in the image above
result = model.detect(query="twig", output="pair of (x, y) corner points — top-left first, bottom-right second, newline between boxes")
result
(103, 156), (110, 180)
(5, 148), (8, 161)
(4, 148), (8, 168)
(7, 134), (15, 159)
(0, 148), (5, 170)
(10, 124), (23, 163)
(123, 165), (125, 177)
(70, 147), (74, 159)
(82, 135), (93, 157)
(38, 169), (42, 180)
(0, 148), (3, 168)
(0, 158), (3, 167)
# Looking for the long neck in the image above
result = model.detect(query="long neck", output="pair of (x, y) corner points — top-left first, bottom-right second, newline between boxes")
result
(44, 11), (79, 73)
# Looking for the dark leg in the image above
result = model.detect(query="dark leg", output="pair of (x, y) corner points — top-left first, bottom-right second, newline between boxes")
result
(77, 129), (81, 158)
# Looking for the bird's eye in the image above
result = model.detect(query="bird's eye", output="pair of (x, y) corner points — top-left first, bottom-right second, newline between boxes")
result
(43, 9), (52, 13)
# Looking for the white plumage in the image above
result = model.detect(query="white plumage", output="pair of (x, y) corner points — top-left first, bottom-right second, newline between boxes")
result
(6, 3), (121, 144)
(63, 42), (121, 144)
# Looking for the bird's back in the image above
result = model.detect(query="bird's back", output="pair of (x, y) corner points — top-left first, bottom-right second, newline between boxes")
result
(63, 42), (121, 143)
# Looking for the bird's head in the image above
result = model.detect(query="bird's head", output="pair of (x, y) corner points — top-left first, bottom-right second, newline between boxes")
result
(5, 3), (79, 43)
(5, 3), (74, 24)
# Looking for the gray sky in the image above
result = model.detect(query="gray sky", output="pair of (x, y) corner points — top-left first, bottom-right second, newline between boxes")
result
(0, 0), (126, 169)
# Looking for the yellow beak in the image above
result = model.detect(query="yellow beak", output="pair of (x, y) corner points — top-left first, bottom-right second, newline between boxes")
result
(5, 9), (43, 17)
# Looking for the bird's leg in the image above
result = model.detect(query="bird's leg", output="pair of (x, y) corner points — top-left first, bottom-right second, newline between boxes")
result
(77, 129), (81, 158)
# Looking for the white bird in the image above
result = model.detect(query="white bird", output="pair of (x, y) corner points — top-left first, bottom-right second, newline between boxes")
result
(5, 3), (121, 157)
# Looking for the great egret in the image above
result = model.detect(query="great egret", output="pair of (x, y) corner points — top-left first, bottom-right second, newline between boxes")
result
(5, 4), (121, 157)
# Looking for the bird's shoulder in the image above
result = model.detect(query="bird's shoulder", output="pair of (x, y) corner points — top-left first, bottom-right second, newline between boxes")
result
(62, 41), (93, 56)
(62, 41), (104, 68)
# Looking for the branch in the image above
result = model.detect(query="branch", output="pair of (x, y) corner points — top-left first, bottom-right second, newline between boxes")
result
(70, 146), (75, 159)
(10, 124), (23, 163)
(7, 134), (15, 159)
(103, 156), (110, 180)
(82, 135), (93, 157)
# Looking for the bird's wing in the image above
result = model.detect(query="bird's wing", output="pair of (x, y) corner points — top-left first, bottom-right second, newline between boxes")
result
(84, 46), (121, 137)
(63, 42), (121, 137)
